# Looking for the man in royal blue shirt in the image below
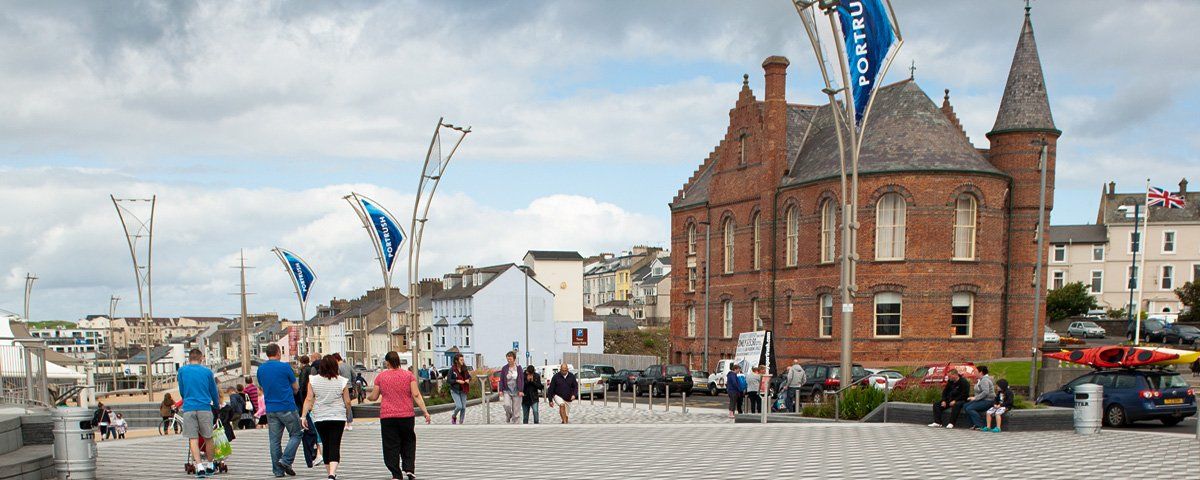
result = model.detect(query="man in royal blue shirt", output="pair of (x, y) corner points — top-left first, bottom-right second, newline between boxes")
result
(178, 348), (220, 478)
(257, 344), (300, 477)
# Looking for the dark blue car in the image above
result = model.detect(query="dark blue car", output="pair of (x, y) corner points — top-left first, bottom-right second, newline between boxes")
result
(1036, 369), (1195, 426)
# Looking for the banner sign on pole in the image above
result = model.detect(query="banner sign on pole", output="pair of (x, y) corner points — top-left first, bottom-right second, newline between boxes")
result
(837, 0), (896, 125)
(356, 195), (406, 274)
(734, 330), (778, 376)
(277, 248), (317, 305)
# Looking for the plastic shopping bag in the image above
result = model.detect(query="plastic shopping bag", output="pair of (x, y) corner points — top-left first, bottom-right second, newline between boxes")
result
(210, 426), (232, 461)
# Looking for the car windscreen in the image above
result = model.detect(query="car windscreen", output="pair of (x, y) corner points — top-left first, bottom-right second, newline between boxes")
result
(1146, 374), (1189, 389)
(910, 366), (930, 378)
(666, 365), (687, 376)
(1080, 321), (1100, 328)
(803, 366), (818, 378)
(579, 371), (599, 379)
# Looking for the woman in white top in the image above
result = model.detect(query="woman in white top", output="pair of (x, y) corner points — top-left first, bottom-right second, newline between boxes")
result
(301, 357), (351, 480)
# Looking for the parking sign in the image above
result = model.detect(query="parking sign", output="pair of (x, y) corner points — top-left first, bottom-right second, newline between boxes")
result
(572, 328), (588, 346)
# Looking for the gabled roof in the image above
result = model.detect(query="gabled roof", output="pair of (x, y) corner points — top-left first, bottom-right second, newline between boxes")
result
(434, 318), (449, 327)
(457, 317), (473, 326)
(1048, 225), (1107, 244)
(989, 8), (1057, 135)
(525, 251), (583, 261)
(433, 264), (515, 300)
(128, 345), (173, 363)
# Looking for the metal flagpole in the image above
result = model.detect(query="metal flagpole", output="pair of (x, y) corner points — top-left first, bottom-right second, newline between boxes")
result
(272, 248), (315, 356)
(1028, 143), (1049, 397)
(23, 274), (36, 321)
(1133, 178), (1152, 344)
(111, 194), (156, 401)
(1128, 202), (1142, 344)
(702, 221), (711, 369)
(109, 296), (119, 392)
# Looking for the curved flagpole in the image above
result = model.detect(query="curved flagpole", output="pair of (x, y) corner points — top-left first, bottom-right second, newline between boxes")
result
(345, 193), (407, 368)
(272, 247), (317, 356)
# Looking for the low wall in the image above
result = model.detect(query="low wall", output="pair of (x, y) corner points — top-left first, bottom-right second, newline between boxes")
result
(860, 402), (1074, 431)
(576, 353), (658, 372)
(351, 394), (497, 418)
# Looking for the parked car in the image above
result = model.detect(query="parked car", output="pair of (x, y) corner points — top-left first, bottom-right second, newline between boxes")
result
(769, 363), (867, 403)
(1044, 326), (1061, 345)
(577, 369), (605, 399)
(865, 369), (905, 391)
(706, 359), (737, 394)
(1036, 369), (1196, 426)
(490, 370), (501, 392)
(1068, 320), (1107, 338)
(583, 364), (617, 382)
(1084, 309), (1107, 320)
(893, 362), (981, 390)
(635, 364), (693, 397)
(1163, 324), (1200, 347)
(537, 364), (576, 388)
(690, 371), (712, 395)
(1127, 319), (1169, 343)
(607, 369), (641, 392)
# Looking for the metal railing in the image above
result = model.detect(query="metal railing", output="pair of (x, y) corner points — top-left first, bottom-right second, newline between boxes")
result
(0, 338), (51, 409)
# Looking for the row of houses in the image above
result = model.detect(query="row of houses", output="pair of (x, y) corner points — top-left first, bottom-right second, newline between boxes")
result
(583, 246), (672, 326)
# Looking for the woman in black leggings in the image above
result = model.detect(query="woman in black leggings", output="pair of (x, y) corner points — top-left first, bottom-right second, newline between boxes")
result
(368, 352), (431, 480)
(301, 354), (351, 480)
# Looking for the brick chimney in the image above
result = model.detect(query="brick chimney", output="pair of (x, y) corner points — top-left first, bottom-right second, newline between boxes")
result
(1180, 178), (1188, 195)
(762, 56), (790, 184)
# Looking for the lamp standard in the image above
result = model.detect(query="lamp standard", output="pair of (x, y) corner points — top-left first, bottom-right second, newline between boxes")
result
(698, 221), (712, 369)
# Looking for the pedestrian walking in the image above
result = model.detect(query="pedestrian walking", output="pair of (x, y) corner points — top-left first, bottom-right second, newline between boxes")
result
(726, 364), (744, 418)
(257, 344), (302, 477)
(447, 354), (470, 425)
(177, 348), (221, 478)
(522, 365), (543, 424)
(746, 366), (763, 414)
(331, 353), (356, 431)
(92, 402), (109, 440)
(112, 413), (127, 439)
(217, 388), (238, 442)
(498, 351), (525, 424)
(547, 363), (578, 424)
(243, 377), (265, 429)
(301, 353), (351, 480)
(295, 355), (323, 468)
(784, 359), (807, 412)
(929, 369), (970, 428)
(368, 351), (431, 480)
(235, 385), (256, 430)
(964, 366), (996, 430)
(101, 406), (116, 440)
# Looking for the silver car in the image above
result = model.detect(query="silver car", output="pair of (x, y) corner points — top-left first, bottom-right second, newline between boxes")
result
(1067, 321), (1106, 338)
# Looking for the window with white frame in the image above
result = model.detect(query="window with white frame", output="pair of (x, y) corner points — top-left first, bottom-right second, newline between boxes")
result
(1161, 265), (1175, 290)
(821, 200), (836, 263)
(688, 267), (696, 292)
(953, 195), (977, 260)
(1051, 270), (1065, 290)
(752, 213), (761, 270)
(874, 292), (902, 337)
(722, 300), (733, 337)
(464, 327), (471, 347)
(1052, 245), (1066, 263)
(1129, 231), (1141, 254)
(688, 223), (697, 254)
(1090, 270), (1103, 294)
(723, 218), (735, 274)
(819, 294), (833, 338)
(438, 327), (445, 346)
(1163, 231), (1176, 254)
(1092, 245), (1104, 262)
(786, 206), (799, 266)
(686, 306), (696, 337)
(875, 193), (906, 260)
(1127, 265), (1139, 290)
(951, 292), (973, 337)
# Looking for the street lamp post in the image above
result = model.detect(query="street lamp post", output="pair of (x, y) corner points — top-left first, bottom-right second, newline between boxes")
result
(111, 194), (156, 401)
(23, 273), (37, 321)
(109, 296), (119, 392)
(698, 221), (712, 370)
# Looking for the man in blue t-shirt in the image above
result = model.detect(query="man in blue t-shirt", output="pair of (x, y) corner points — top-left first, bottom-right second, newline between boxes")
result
(256, 344), (300, 477)
(177, 349), (220, 478)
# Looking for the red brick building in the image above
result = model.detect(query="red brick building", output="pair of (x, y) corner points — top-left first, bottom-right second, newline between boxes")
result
(669, 9), (1060, 370)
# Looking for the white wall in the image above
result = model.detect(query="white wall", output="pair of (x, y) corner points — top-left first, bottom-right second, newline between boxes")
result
(471, 265), (556, 369)
(550, 321), (605, 367)
(524, 255), (584, 322)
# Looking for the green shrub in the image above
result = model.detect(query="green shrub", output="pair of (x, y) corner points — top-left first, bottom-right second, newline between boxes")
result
(888, 386), (942, 404)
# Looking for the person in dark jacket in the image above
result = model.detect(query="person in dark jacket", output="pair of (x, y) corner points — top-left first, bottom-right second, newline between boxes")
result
(984, 379), (1015, 432)
(726, 364), (744, 418)
(546, 363), (578, 424)
(521, 366), (543, 424)
(929, 369), (970, 428)
(447, 354), (470, 425)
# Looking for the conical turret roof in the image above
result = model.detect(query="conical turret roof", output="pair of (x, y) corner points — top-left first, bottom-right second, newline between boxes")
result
(989, 7), (1057, 135)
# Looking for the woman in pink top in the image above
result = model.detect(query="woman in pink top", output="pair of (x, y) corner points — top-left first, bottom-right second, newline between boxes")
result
(368, 351), (430, 480)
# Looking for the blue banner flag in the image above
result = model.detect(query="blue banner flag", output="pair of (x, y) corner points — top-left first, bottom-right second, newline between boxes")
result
(277, 248), (317, 304)
(837, 0), (896, 125)
(357, 195), (406, 274)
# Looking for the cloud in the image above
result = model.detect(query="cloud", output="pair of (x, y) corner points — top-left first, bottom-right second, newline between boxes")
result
(0, 167), (665, 320)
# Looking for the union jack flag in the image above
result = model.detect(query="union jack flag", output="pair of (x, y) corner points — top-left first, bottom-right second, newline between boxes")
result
(1147, 186), (1186, 209)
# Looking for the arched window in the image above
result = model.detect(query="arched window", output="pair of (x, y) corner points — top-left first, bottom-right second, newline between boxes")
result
(752, 212), (761, 270)
(819, 294), (834, 337)
(821, 200), (836, 264)
(875, 193), (907, 260)
(786, 206), (799, 266)
(687, 223), (697, 255)
(686, 305), (696, 337)
(954, 195), (977, 260)
(723, 218), (735, 274)
(722, 300), (733, 337)
(951, 292), (973, 337)
(874, 292), (902, 337)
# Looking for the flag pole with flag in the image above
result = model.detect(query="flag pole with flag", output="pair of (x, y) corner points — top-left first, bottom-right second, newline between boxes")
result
(272, 247), (317, 355)
(345, 192), (407, 368)
(1133, 181), (1189, 343)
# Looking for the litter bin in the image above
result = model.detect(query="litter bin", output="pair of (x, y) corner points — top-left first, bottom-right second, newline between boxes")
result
(52, 407), (97, 479)
(1073, 383), (1103, 435)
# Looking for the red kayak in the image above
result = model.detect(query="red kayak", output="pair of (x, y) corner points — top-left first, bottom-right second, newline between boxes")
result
(1045, 346), (1179, 368)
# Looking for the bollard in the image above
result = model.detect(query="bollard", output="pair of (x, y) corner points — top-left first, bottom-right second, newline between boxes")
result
(604, 383), (608, 407)
(618, 385), (623, 408)
(591, 386), (595, 406)
(665, 384), (670, 412)
(794, 388), (801, 414)
(883, 387), (890, 423)
(633, 385), (638, 408)
(648, 385), (654, 411)
(682, 391), (687, 414)
(835, 394), (840, 423)
(761, 390), (768, 424)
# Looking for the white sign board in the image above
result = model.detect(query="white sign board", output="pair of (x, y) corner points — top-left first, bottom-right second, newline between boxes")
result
(734, 331), (766, 373)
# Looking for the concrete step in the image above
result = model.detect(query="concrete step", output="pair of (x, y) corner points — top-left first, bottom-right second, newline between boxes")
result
(0, 445), (53, 480)
(0, 417), (23, 457)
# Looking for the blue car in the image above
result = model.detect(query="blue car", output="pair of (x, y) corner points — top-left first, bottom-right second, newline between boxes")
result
(1036, 369), (1196, 426)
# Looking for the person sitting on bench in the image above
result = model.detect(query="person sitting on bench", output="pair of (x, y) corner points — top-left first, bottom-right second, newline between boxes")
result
(929, 369), (970, 429)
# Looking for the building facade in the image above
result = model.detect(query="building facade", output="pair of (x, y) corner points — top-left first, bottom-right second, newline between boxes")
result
(430, 264), (556, 369)
(669, 9), (1059, 369)
(523, 251), (585, 322)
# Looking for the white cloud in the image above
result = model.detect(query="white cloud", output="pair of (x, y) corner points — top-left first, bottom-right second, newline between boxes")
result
(0, 167), (665, 320)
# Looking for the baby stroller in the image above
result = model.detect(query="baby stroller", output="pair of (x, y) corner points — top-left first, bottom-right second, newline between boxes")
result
(183, 415), (232, 475)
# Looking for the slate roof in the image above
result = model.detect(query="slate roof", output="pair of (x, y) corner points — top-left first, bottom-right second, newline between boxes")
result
(1048, 225), (1107, 244)
(128, 345), (173, 363)
(584, 314), (638, 331)
(433, 264), (514, 300)
(597, 300), (629, 308)
(783, 80), (1004, 187)
(1099, 191), (1200, 225)
(640, 273), (668, 286)
(525, 251), (583, 261)
(990, 10), (1057, 135)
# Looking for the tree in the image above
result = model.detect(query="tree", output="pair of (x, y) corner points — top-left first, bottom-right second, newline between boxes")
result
(1176, 281), (1200, 323)
(1046, 282), (1098, 322)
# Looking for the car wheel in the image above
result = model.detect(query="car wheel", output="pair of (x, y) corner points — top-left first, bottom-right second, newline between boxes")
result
(1104, 404), (1127, 427)
(709, 384), (717, 396)
(1161, 416), (1184, 427)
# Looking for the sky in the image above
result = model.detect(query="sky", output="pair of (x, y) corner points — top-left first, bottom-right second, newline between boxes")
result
(2, 1), (1197, 321)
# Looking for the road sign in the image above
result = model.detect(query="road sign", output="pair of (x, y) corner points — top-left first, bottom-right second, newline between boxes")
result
(513, 341), (519, 351)
(572, 328), (588, 346)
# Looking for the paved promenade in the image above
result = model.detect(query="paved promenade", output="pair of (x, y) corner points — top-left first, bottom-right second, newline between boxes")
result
(96, 404), (1200, 479)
